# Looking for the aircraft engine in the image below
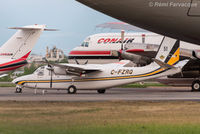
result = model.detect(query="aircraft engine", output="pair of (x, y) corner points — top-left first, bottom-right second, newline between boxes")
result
(53, 67), (67, 75)
(193, 50), (200, 59)
(111, 50), (152, 66)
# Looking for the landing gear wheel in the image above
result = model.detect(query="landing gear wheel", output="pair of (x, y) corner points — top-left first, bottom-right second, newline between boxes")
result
(192, 80), (200, 92)
(15, 87), (22, 93)
(97, 89), (106, 94)
(67, 86), (77, 94)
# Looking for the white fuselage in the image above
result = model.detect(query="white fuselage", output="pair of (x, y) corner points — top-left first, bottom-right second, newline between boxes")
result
(13, 62), (180, 90)
(68, 33), (163, 64)
(68, 32), (200, 64)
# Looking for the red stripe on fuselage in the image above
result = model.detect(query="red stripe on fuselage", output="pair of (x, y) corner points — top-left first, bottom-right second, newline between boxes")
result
(0, 58), (25, 67)
(0, 51), (31, 72)
(126, 49), (144, 53)
(0, 51), (31, 67)
(69, 51), (111, 55)
(69, 49), (145, 56)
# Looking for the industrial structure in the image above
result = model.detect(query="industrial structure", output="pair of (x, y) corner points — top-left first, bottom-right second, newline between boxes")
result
(45, 46), (65, 62)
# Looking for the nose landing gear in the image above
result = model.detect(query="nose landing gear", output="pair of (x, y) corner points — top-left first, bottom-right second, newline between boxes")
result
(15, 87), (22, 93)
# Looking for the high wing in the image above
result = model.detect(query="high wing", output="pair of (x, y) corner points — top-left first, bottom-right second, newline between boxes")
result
(111, 42), (193, 65)
(50, 63), (102, 75)
(9, 26), (58, 31)
(125, 43), (194, 59)
(96, 22), (148, 32)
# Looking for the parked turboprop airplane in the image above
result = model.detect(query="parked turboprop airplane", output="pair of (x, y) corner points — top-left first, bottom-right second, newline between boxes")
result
(0, 24), (52, 76)
(13, 37), (188, 94)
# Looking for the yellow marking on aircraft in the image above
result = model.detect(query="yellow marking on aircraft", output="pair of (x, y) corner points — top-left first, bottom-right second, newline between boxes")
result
(167, 48), (180, 65)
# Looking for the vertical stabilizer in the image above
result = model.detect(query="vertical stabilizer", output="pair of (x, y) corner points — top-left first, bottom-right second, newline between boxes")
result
(155, 37), (180, 65)
(0, 25), (46, 60)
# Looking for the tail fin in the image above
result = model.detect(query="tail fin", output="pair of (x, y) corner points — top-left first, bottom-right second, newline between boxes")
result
(155, 37), (180, 66)
(0, 25), (46, 60)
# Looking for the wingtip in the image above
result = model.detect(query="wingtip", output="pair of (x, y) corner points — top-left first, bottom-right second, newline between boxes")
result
(44, 28), (59, 31)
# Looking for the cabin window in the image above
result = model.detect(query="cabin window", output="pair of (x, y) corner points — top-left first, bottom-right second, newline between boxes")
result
(85, 42), (89, 47)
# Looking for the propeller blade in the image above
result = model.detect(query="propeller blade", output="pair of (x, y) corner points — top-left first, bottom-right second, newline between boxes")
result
(43, 58), (52, 68)
(74, 58), (80, 64)
(43, 58), (53, 88)
(84, 60), (88, 65)
(121, 30), (125, 50)
(50, 69), (53, 88)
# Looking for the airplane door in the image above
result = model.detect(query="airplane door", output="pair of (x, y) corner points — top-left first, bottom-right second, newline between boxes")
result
(187, 0), (200, 17)
(36, 68), (45, 88)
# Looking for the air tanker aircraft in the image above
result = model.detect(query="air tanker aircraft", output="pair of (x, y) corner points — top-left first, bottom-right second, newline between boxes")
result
(0, 24), (52, 76)
(69, 32), (200, 64)
(13, 37), (188, 94)
(69, 32), (163, 64)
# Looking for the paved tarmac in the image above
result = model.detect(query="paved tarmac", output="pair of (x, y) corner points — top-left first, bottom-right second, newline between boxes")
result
(0, 86), (200, 101)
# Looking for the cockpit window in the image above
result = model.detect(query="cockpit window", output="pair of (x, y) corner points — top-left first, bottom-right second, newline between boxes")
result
(85, 42), (89, 47)
(34, 66), (45, 76)
(81, 42), (84, 47)
(80, 42), (89, 47)
(37, 71), (44, 76)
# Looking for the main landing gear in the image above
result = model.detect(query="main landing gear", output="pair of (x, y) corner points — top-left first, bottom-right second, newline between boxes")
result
(191, 80), (200, 92)
(67, 85), (77, 94)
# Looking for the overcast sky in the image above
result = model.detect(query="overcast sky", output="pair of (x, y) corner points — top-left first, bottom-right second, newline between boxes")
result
(0, 0), (119, 55)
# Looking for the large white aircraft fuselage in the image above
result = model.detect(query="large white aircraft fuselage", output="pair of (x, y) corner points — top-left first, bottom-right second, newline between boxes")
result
(69, 32), (200, 64)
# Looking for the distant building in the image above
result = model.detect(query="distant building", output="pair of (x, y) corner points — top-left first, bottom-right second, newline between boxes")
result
(46, 46), (65, 61)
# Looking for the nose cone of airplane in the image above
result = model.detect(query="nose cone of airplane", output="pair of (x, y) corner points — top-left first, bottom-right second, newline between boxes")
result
(12, 77), (20, 84)
(12, 75), (28, 85)
(12, 76), (24, 84)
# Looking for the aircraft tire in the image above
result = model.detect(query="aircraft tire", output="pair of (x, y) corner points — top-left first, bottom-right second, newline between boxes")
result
(67, 85), (77, 94)
(15, 87), (22, 93)
(191, 80), (200, 92)
(97, 89), (106, 94)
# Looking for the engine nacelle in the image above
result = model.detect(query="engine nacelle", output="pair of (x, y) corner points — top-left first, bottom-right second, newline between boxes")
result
(193, 50), (200, 59)
(111, 50), (152, 65)
(53, 67), (67, 75)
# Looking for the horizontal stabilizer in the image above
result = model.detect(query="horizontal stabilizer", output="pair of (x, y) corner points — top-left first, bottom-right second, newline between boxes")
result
(8, 25), (58, 31)
(0, 24), (50, 60)
(153, 58), (174, 69)
(0, 74), (8, 78)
